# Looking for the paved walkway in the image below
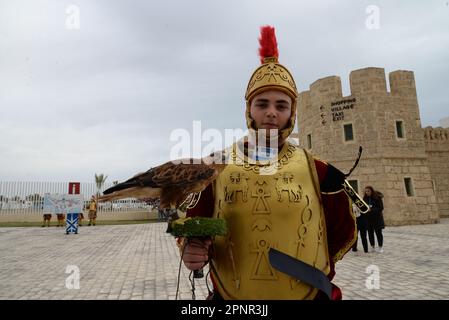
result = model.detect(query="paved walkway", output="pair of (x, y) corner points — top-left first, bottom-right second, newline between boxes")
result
(0, 219), (448, 300)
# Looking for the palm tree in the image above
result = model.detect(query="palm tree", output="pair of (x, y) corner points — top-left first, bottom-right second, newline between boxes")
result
(95, 173), (108, 197)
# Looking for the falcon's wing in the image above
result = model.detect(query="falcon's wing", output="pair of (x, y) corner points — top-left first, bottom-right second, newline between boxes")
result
(102, 159), (215, 196)
(152, 162), (216, 189)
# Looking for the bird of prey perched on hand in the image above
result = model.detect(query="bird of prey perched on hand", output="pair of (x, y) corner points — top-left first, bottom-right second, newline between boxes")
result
(97, 151), (228, 210)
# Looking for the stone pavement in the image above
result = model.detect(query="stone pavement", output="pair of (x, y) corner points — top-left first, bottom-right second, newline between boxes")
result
(0, 219), (448, 300)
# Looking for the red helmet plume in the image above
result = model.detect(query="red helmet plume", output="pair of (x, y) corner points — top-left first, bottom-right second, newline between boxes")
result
(258, 25), (279, 64)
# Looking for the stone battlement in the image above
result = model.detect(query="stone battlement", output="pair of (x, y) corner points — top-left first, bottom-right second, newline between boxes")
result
(424, 126), (449, 141)
(424, 127), (449, 152)
(299, 67), (418, 104)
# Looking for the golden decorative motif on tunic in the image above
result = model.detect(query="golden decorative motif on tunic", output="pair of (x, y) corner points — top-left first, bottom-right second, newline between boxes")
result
(224, 172), (249, 203)
(230, 143), (297, 174)
(251, 178), (271, 214)
(251, 218), (272, 232)
(275, 172), (303, 202)
(250, 239), (278, 280)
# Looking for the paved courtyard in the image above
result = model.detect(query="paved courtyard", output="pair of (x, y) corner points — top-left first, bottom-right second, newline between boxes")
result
(0, 219), (448, 300)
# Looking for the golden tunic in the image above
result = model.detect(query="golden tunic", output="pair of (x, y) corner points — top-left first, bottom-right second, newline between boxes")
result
(210, 142), (331, 300)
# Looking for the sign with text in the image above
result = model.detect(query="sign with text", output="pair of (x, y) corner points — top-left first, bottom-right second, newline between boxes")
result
(43, 194), (83, 214)
(331, 98), (356, 121)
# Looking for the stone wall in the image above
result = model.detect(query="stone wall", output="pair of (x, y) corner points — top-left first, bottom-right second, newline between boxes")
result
(424, 127), (449, 218)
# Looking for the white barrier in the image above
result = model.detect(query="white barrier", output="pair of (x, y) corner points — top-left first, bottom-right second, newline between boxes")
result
(0, 181), (153, 215)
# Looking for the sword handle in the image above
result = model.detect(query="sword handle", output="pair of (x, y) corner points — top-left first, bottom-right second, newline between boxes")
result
(342, 180), (370, 213)
(193, 269), (204, 278)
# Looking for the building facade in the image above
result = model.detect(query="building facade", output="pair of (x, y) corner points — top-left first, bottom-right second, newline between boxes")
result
(297, 67), (449, 225)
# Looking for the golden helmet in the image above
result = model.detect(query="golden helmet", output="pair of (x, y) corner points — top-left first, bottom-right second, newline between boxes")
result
(245, 26), (299, 141)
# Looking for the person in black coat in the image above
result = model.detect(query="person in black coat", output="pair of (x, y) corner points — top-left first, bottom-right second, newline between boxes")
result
(351, 203), (369, 253)
(363, 186), (385, 253)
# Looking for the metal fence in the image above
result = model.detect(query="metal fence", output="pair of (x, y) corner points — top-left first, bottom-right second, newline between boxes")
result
(0, 181), (152, 214)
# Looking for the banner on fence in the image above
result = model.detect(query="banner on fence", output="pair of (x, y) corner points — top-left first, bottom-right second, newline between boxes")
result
(43, 194), (83, 214)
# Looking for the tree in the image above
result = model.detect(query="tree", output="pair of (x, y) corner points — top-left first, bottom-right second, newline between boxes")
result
(95, 173), (108, 197)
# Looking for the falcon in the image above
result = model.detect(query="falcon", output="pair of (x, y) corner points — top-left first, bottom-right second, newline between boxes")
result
(97, 151), (227, 209)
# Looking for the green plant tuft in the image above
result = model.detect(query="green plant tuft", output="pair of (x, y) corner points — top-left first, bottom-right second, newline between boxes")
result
(170, 217), (227, 238)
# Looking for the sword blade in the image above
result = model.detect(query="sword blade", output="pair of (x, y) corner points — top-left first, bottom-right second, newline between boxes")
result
(268, 248), (332, 299)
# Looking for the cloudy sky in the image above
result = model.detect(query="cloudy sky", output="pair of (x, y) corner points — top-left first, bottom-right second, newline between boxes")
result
(1, 0), (448, 183)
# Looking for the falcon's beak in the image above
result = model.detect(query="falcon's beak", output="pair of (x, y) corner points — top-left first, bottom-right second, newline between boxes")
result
(206, 151), (228, 165)
(222, 152), (228, 164)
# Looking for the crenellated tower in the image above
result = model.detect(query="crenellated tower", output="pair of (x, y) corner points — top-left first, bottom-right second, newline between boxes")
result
(298, 67), (441, 225)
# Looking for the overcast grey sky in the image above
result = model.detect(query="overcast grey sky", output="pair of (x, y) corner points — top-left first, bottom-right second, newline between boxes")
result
(1, 0), (448, 183)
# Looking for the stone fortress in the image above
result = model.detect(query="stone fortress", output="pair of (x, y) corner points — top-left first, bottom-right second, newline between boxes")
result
(295, 67), (449, 225)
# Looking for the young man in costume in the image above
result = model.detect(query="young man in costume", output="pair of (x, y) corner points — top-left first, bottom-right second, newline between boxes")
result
(42, 214), (52, 227)
(180, 26), (357, 300)
(88, 195), (97, 226)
